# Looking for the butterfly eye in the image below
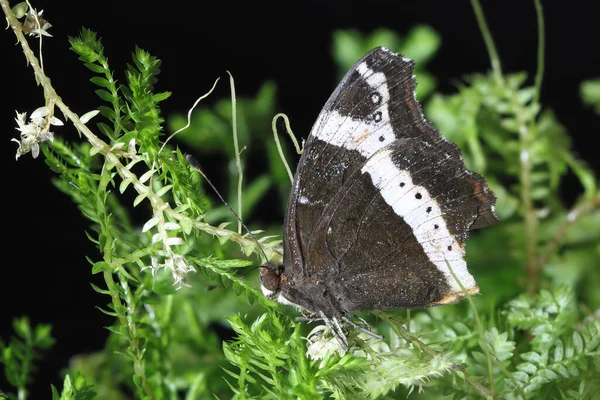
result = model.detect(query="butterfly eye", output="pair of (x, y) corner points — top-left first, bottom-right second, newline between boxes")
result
(259, 265), (281, 295)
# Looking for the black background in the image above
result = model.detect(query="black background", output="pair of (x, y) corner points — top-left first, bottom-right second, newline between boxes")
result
(2, 0), (599, 397)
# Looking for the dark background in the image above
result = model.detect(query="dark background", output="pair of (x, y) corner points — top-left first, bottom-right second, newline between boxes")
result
(2, 0), (599, 397)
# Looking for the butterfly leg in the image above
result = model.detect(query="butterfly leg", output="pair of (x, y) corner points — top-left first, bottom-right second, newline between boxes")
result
(355, 315), (370, 329)
(297, 313), (381, 346)
(295, 314), (322, 323)
(319, 311), (349, 351)
(332, 317), (349, 351)
(297, 314), (349, 350)
(341, 316), (384, 340)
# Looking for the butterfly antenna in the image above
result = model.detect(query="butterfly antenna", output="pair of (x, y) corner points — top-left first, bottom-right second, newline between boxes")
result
(185, 154), (270, 263)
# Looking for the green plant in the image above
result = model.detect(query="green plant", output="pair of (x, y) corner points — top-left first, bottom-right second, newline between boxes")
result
(2, 0), (599, 399)
(0, 318), (54, 400)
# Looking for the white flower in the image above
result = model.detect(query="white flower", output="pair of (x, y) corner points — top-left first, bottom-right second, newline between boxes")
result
(305, 325), (346, 360)
(22, 8), (53, 37)
(12, 107), (62, 160)
(142, 254), (195, 289)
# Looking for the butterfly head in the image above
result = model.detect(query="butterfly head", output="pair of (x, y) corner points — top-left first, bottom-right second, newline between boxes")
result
(259, 263), (282, 300)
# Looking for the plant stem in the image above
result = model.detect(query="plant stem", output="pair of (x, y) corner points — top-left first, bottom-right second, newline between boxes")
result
(513, 90), (539, 293)
(97, 167), (156, 398)
(227, 71), (244, 234)
(119, 272), (157, 398)
(272, 113), (302, 185)
(532, 0), (545, 107)
(521, 0), (546, 293)
(470, 0), (503, 83)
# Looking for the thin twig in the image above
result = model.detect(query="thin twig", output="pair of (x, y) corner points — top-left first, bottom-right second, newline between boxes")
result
(159, 77), (221, 153)
(470, 0), (503, 83)
(2, 0), (109, 152)
(23, 0), (44, 71)
(271, 113), (302, 184)
(227, 71), (244, 234)
(532, 0), (545, 107)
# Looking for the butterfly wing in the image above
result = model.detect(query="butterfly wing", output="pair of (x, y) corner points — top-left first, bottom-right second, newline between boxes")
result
(281, 47), (496, 314)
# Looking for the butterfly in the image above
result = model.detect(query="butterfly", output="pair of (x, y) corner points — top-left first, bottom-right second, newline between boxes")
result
(259, 47), (497, 349)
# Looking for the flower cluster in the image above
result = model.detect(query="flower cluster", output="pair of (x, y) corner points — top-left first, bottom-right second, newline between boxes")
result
(145, 254), (196, 289)
(21, 7), (53, 37)
(305, 324), (346, 360)
(12, 107), (63, 160)
(142, 213), (195, 289)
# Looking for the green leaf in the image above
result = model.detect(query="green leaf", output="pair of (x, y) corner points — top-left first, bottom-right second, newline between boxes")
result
(517, 363), (537, 375)
(91, 261), (110, 274)
(98, 105), (116, 120)
(95, 89), (114, 102)
(152, 91), (171, 102)
(90, 76), (112, 89)
(89, 283), (111, 296)
(500, 117), (520, 132)
(553, 339), (564, 362)
(572, 332), (584, 354)
(332, 30), (364, 74)
(521, 352), (542, 363)
(133, 193), (147, 207)
(580, 79), (600, 114)
(397, 25), (441, 64)
(95, 306), (118, 317)
(83, 62), (106, 74)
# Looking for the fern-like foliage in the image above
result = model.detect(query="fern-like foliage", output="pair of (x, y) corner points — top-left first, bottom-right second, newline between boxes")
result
(502, 286), (600, 399)
(25, 27), (277, 398)
(223, 312), (460, 399)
